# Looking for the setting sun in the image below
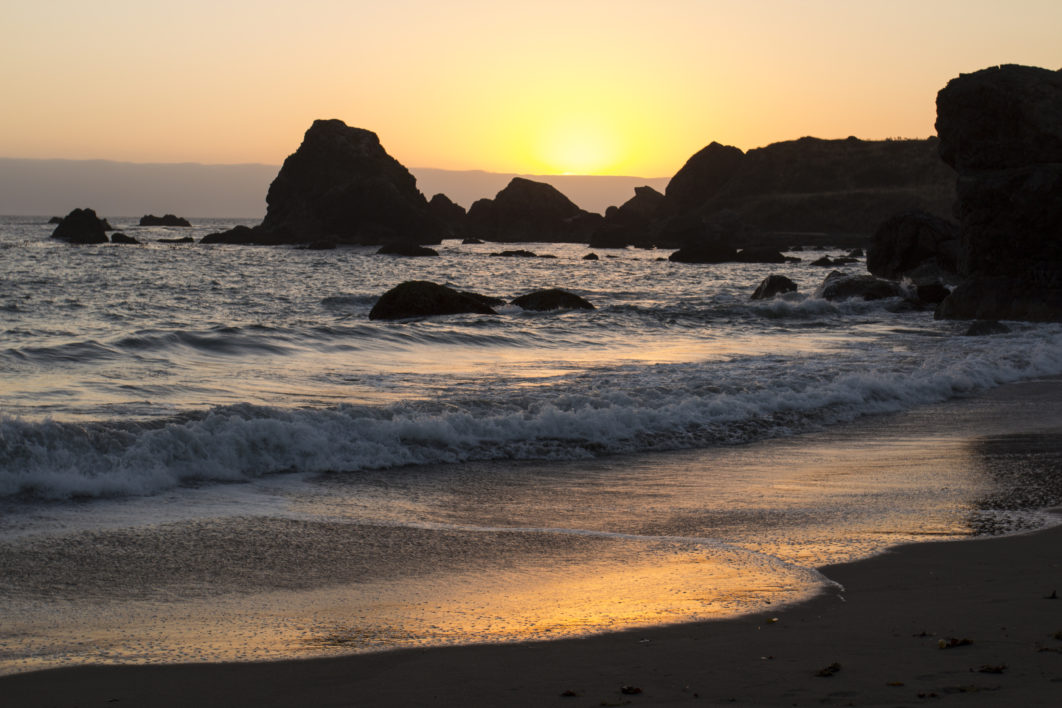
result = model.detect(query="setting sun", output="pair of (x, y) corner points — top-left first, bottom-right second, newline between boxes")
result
(534, 117), (622, 175)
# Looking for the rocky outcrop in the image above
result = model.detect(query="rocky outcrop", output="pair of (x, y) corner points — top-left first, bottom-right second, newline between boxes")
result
(50, 208), (109, 244)
(867, 210), (959, 283)
(751, 275), (798, 300)
(650, 137), (955, 252)
(369, 281), (496, 320)
(661, 142), (745, 216)
(817, 272), (903, 301)
(589, 186), (664, 248)
(465, 177), (600, 242)
(110, 232), (140, 244)
(734, 247), (789, 264)
(140, 214), (191, 227)
(206, 119), (442, 245)
(934, 65), (1062, 321)
(510, 289), (594, 311)
(489, 249), (538, 258)
(428, 193), (466, 236)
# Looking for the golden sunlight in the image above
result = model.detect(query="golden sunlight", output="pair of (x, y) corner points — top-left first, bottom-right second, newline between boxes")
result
(531, 116), (623, 175)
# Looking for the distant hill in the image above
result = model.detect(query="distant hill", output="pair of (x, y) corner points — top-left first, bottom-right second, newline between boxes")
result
(0, 158), (668, 219)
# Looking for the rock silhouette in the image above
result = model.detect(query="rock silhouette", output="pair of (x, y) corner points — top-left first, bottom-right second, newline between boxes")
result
(140, 214), (191, 227)
(466, 177), (601, 243)
(934, 65), (1062, 321)
(50, 208), (109, 244)
(369, 281), (496, 320)
(204, 119), (442, 245)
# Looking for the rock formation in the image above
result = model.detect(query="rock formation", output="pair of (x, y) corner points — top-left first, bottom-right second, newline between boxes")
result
(140, 214), (191, 227)
(427, 193), (466, 236)
(465, 177), (601, 242)
(589, 185), (664, 248)
(751, 275), (798, 300)
(110, 232), (140, 244)
(204, 119), (442, 245)
(816, 272), (904, 301)
(369, 281), (496, 320)
(50, 208), (109, 244)
(868, 210), (959, 284)
(934, 65), (1062, 322)
(510, 289), (594, 311)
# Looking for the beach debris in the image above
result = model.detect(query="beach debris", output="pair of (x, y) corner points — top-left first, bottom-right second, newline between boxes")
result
(975, 664), (1006, 674)
(938, 637), (973, 649)
(559, 689), (580, 697)
(619, 685), (643, 695)
(765, 617), (779, 624)
(815, 662), (842, 677)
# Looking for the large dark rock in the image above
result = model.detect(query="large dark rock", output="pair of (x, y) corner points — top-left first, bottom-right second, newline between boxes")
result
(936, 65), (1062, 172)
(661, 142), (745, 215)
(232, 119), (443, 246)
(428, 193), (466, 236)
(934, 65), (1062, 321)
(751, 274), (798, 300)
(658, 137), (955, 240)
(110, 232), (140, 244)
(465, 178), (600, 242)
(369, 281), (496, 320)
(510, 289), (594, 311)
(140, 214), (191, 227)
(867, 210), (959, 281)
(50, 208), (109, 244)
(589, 186), (664, 248)
(817, 272), (903, 301)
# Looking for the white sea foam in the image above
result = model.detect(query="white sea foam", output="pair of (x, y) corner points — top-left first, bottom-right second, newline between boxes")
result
(3, 326), (1060, 500)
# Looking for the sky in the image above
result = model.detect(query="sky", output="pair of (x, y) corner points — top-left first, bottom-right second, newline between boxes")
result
(3, 1), (1060, 178)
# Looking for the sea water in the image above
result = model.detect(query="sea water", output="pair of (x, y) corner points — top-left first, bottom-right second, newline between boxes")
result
(2, 215), (1062, 671)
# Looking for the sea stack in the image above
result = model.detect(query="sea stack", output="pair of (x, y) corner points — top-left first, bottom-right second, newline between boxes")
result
(204, 119), (443, 245)
(934, 64), (1062, 321)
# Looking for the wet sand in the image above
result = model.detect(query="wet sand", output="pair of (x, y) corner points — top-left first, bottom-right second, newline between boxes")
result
(3, 380), (1062, 706)
(4, 516), (1061, 706)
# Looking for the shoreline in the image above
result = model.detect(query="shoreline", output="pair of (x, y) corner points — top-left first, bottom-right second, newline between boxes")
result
(4, 520), (1061, 706)
(4, 382), (1062, 706)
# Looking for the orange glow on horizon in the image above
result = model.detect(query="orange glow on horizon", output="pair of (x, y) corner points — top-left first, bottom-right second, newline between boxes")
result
(2, 2), (1061, 178)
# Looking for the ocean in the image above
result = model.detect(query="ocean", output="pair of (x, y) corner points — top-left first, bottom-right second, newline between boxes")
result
(2, 215), (1062, 673)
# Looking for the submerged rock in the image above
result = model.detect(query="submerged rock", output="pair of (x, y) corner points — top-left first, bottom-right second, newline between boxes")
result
(369, 281), (497, 320)
(109, 232), (139, 244)
(668, 239), (737, 264)
(376, 243), (439, 257)
(510, 289), (594, 311)
(964, 320), (1010, 336)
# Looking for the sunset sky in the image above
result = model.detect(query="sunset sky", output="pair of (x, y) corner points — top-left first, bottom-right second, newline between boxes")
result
(3, 0), (1060, 177)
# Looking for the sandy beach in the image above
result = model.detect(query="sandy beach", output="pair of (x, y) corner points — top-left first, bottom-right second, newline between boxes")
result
(4, 379), (1062, 707)
(3, 513), (1061, 707)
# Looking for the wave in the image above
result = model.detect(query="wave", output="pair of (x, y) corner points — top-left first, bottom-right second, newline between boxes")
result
(4, 327), (1061, 501)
